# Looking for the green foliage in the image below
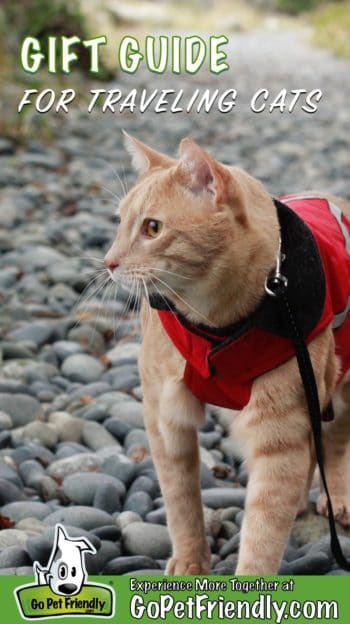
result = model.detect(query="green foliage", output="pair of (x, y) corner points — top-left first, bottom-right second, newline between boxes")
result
(312, 2), (350, 57)
(2, 0), (86, 55)
(250, 0), (346, 15)
(0, 0), (113, 77)
(273, 0), (320, 14)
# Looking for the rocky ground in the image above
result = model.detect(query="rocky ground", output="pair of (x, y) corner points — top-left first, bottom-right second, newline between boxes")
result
(0, 28), (349, 576)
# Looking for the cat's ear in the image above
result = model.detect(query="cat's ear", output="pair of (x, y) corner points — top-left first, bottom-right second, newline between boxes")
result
(123, 131), (175, 175)
(179, 138), (230, 205)
(179, 138), (215, 195)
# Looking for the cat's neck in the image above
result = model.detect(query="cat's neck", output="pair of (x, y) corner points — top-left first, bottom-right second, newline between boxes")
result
(171, 214), (280, 329)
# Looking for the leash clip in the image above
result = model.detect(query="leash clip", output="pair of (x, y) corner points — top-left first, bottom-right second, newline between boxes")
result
(264, 238), (288, 297)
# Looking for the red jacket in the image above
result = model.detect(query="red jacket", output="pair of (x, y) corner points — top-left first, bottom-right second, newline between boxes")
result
(151, 197), (350, 412)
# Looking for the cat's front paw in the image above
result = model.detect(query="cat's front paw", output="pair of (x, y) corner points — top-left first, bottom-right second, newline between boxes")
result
(165, 554), (210, 575)
(317, 493), (350, 527)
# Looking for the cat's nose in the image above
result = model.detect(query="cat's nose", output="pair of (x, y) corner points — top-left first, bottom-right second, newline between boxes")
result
(104, 256), (119, 272)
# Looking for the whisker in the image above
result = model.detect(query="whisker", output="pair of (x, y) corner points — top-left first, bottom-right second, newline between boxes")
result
(76, 256), (104, 264)
(74, 272), (110, 312)
(151, 274), (211, 325)
(99, 185), (122, 203)
(139, 266), (194, 281)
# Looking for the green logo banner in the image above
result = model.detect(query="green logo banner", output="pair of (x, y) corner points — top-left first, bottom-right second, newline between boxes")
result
(3, 574), (350, 623)
(15, 583), (114, 619)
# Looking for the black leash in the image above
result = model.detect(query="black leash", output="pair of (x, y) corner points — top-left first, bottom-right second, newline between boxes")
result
(265, 271), (350, 571)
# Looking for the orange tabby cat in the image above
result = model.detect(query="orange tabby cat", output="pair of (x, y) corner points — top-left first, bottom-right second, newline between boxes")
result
(104, 134), (350, 575)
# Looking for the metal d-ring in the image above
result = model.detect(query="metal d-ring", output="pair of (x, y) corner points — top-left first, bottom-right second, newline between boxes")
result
(264, 238), (288, 297)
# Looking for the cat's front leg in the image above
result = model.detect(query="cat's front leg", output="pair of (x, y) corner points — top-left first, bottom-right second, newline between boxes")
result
(140, 308), (210, 574)
(142, 382), (210, 575)
(235, 415), (311, 575)
(232, 404), (311, 575)
(233, 381), (314, 574)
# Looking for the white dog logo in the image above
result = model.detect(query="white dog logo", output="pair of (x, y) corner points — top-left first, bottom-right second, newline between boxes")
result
(33, 524), (96, 596)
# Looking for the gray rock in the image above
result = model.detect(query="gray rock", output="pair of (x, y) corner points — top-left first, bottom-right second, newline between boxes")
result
(0, 501), (51, 522)
(106, 343), (140, 367)
(13, 443), (54, 466)
(52, 340), (84, 361)
(116, 511), (142, 531)
(107, 400), (144, 428)
(219, 533), (240, 557)
(124, 568), (165, 576)
(0, 568), (16, 575)
(0, 431), (10, 448)
(199, 431), (222, 449)
(220, 520), (240, 539)
(291, 505), (346, 546)
(61, 354), (104, 383)
(290, 552), (331, 575)
(123, 492), (153, 518)
(214, 555), (238, 575)
(86, 540), (121, 574)
(69, 382), (111, 403)
(37, 476), (61, 501)
(93, 482), (122, 514)
(48, 411), (84, 443)
(19, 151), (62, 169)
(201, 488), (246, 509)
(203, 507), (222, 537)
(308, 535), (350, 560)
(18, 460), (45, 489)
(0, 529), (29, 550)
(0, 546), (31, 568)
(20, 246), (65, 269)
(103, 416), (131, 440)
(94, 391), (134, 412)
(145, 508), (167, 525)
(47, 453), (102, 481)
(8, 322), (55, 347)
(67, 326), (105, 354)
(92, 525), (121, 541)
(0, 342), (34, 360)
(43, 506), (113, 530)
(108, 365), (140, 391)
(0, 394), (43, 426)
(122, 522), (171, 559)
(102, 454), (136, 486)
(235, 510), (244, 528)
(26, 534), (53, 564)
(0, 266), (19, 289)
(63, 472), (125, 505)
(200, 463), (217, 489)
(17, 566), (36, 575)
(104, 556), (160, 575)
(0, 138), (15, 154)
(83, 421), (121, 451)
(0, 479), (27, 505)
(124, 430), (149, 455)
(21, 422), (58, 448)
(0, 464), (23, 488)
(127, 476), (158, 499)
(55, 442), (90, 459)
(0, 381), (32, 395)
(74, 405), (108, 422)
(219, 438), (239, 465)
(16, 517), (45, 535)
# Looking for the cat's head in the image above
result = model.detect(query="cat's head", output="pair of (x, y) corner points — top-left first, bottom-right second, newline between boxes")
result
(104, 134), (277, 325)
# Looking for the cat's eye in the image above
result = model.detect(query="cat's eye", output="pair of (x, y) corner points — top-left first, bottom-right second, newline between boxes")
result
(58, 563), (68, 580)
(142, 218), (163, 238)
